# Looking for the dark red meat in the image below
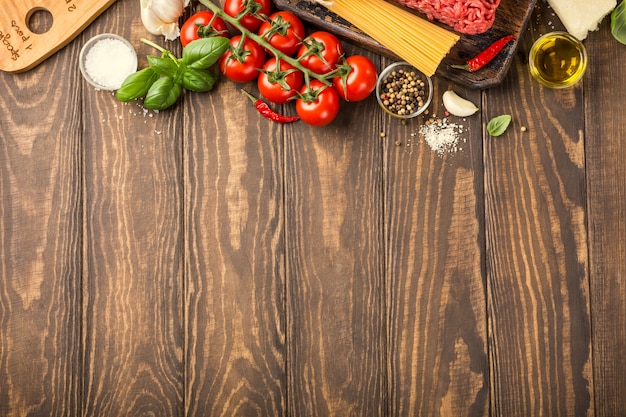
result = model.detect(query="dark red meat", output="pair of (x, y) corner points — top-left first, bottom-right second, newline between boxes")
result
(393, 0), (501, 35)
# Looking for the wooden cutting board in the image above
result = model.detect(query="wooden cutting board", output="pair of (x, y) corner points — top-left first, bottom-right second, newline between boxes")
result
(274, 0), (537, 89)
(0, 0), (118, 73)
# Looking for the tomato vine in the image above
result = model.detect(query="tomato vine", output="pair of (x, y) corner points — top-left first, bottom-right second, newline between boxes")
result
(116, 0), (379, 124)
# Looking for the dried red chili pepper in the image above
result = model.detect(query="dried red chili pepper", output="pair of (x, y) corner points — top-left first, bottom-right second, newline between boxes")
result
(451, 35), (517, 72)
(242, 89), (300, 123)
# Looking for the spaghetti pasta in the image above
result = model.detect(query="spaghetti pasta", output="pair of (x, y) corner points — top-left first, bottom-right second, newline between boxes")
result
(311, 0), (459, 76)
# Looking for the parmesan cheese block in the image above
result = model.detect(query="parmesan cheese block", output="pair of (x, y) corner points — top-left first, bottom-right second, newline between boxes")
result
(547, 0), (616, 40)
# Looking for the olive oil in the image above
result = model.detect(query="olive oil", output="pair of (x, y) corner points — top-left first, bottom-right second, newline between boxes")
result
(529, 32), (587, 88)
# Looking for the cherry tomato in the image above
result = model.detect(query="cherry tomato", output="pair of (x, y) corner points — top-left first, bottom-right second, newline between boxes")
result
(296, 31), (344, 75)
(180, 11), (228, 47)
(257, 11), (305, 57)
(223, 0), (272, 32)
(219, 35), (266, 83)
(296, 80), (340, 126)
(332, 55), (378, 102)
(258, 57), (304, 104)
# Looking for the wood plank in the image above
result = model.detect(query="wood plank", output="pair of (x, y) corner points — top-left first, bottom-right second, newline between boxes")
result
(584, 17), (626, 417)
(484, 4), (593, 415)
(384, 72), (488, 414)
(183, 58), (287, 417)
(0, 12), (81, 417)
(284, 46), (386, 417)
(80, 1), (184, 415)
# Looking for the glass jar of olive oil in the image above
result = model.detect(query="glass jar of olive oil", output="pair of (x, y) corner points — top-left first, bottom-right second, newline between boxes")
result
(529, 32), (588, 88)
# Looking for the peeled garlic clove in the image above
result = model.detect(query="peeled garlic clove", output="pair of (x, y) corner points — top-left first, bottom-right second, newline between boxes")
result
(442, 90), (479, 117)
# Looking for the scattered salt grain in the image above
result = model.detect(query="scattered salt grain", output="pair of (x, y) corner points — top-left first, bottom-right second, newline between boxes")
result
(420, 117), (465, 155)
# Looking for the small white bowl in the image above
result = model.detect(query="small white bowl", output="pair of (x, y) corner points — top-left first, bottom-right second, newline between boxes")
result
(376, 61), (433, 119)
(79, 33), (138, 90)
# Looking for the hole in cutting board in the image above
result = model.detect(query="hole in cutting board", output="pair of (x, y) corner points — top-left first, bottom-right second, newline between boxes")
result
(26, 8), (53, 34)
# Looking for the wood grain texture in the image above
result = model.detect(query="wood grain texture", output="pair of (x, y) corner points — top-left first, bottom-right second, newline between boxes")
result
(183, 79), (287, 416)
(584, 18), (626, 417)
(4, 0), (626, 415)
(484, 5), (592, 416)
(285, 46), (386, 417)
(0, 20), (82, 416)
(80, 2), (184, 416)
(385, 74), (488, 416)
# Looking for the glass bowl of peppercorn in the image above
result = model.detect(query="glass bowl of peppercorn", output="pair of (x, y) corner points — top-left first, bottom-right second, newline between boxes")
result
(376, 61), (433, 119)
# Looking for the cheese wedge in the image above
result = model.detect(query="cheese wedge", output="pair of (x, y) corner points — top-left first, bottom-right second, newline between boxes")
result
(547, 0), (616, 40)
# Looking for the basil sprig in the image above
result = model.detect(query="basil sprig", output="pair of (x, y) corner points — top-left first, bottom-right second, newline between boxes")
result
(487, 114), (512, 137)
(612, 1), (626, 45)
(116, 37), (229, 110)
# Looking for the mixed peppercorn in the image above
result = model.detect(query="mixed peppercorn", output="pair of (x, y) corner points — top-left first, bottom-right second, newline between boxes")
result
(379, 68), (427, 117)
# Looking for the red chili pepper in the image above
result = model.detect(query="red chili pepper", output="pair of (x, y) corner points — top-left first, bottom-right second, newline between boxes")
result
(241, 89), (300, 123)
(451, 35), (517, 72)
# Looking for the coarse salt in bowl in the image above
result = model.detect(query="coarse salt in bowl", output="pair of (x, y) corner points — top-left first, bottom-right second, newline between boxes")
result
(79, 33), (138, 91)
(376, 61), (433, 119)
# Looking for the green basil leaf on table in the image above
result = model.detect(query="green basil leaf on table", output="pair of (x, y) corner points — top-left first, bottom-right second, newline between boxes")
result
(147, 55), (180, 77)
(144, 77), (182, 110)
(612, 1), (626, 45)
(116, 67), (159, 102)
(182, 37), (230, 69)
(182, 68), (217, 92)
(487, 114), (512, 136)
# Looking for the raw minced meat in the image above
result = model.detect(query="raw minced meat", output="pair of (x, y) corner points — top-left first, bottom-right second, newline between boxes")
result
(392, 0), (501, 35)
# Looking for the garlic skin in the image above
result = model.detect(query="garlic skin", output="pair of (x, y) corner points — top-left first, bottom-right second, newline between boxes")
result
(141, 0), (190, 41)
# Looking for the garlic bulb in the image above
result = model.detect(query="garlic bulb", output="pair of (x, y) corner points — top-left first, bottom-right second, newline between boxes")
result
(141, 0), (190, 41)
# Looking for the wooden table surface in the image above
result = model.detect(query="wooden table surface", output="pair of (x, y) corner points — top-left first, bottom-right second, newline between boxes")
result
(1, 0), (625, 416)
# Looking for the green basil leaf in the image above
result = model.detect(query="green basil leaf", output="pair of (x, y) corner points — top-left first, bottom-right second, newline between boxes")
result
(487, 114), (512, 137)
(182, 37), (230, 69)
(115, 67), (159, 102)
(173, 62), (189, 86)
(147, 55), (179, 77)
(181, 68), (217, 92)
(143, 77), (181, 110)
(612, 1), (626, 45)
